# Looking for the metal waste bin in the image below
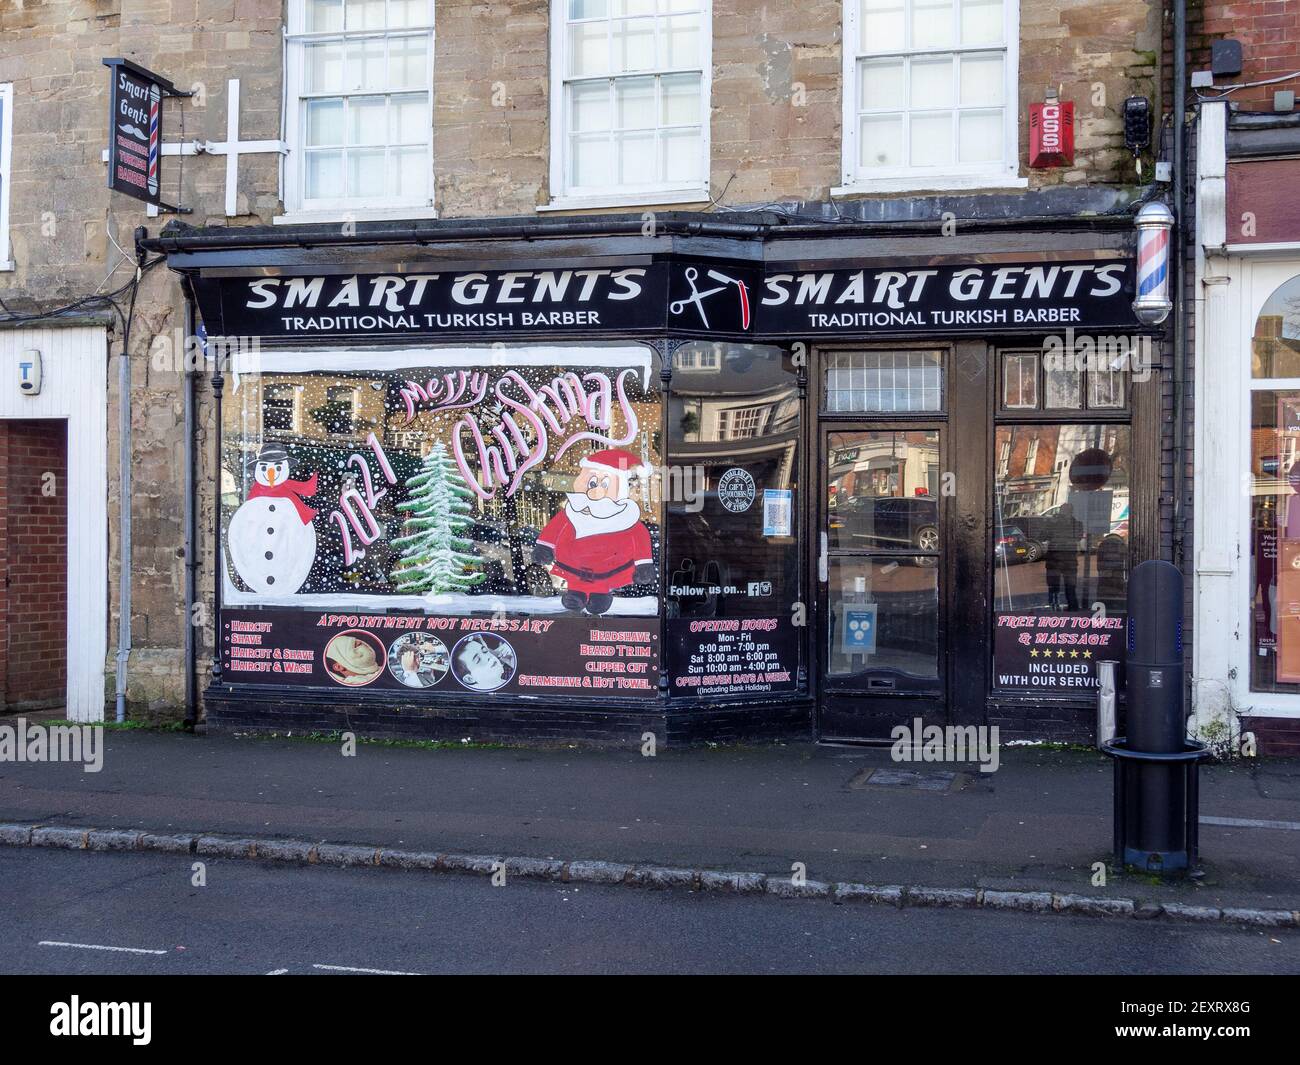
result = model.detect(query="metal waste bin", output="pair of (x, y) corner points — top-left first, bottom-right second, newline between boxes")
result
(1096, 659), (1118, 748)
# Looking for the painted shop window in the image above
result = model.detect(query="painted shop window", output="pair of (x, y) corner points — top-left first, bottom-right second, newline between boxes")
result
(666, 342), (803, 699)
(824, 349), (943, 412)
(218, 344), (665, 698)
(0, 83), (12, 270)
(284, 0), (434, 214)
(549, 0), (711, 206)
(840, 0), (1019, 189)
(992, 424), (1130, 693)
(1248, 273), (1300, 691)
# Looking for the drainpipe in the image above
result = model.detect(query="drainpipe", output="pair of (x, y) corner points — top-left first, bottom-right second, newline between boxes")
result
(115, 233), (146, 722)
(182, 286), (198, 729)
(1172, 0), (1188, 569)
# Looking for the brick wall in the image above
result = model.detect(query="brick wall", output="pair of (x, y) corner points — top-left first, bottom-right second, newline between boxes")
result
(1196, 1), (1300, 111)
(0, 420), (69, 710)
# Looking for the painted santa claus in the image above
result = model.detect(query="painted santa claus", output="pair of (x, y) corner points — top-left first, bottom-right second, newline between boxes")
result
(532, 448), (655, 616)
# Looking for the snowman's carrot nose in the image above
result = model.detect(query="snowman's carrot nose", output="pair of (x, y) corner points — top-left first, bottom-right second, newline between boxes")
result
(266, 467), (277, 485)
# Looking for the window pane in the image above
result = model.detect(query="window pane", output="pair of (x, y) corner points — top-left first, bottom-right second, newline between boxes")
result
(389, 93), (428, 143)
(1044, 365), (1083, 409)
(306, 99), (345, 146)
(389, 35), (427, 89)
(389, 145), (426, 198)
(571, 133), (612, 187)
(861, 0), (905, 52)
(1088, 368), (1126, 409)
(663, 14), (700, 67)
(345, 0), (386, 30)
(959, 110), (1002, 163)
(860, 59), (905, 111)
(348, 148), (386, 197)
(1003, 353), (1038, 409)
(569, 22), (608, 76)
(912, 0), (954, 48)
(1252, 273), (1300, 377)
(305, 150), (344, 198)
(617, 130), (655, 183)
(910, 57), (953, 109)
(859, 113), (903, 168)
(571, 81), (611, 132)
(1250, 391), (1300, 691)
(661, 127), (702, 182)
(570, 0), (608, 16)
(306, 43), (345, 93)
(961, 0), (1003, 44)
(661, 72), (701, 124)
(828, 431), (941, 552)
(960, 53), (1003, 105)
(612, 17), (655, 72)
(827, 557), (939, 682)
(825, 351), (943, 412)
(910, 111), (952, 167)
(349, 96), (386, 145)
(347, 38), (386, 91)
(993, 425), (1130, 691)
(615, 76), (656, 128)
(388, 0), (426, 27)
(307, 0), (343, 32)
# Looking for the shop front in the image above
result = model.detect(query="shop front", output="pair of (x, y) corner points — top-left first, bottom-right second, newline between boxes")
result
(154, 213), (1156, 745)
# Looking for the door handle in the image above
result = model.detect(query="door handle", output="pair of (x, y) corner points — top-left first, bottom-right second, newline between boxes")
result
(818, 532), (828, 583)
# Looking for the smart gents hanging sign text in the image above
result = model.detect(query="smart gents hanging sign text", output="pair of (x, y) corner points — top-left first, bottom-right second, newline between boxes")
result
(191, 258), (1141, 343)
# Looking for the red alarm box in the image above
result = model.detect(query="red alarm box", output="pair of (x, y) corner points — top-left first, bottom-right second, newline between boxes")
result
(1029, 99), (1075, 168)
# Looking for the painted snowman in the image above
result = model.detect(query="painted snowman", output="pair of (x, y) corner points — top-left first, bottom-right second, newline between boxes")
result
(228, 444), (319, 595)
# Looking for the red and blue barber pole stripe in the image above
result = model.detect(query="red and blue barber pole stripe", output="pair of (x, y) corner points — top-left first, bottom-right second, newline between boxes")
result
(146, 85), (160, 199)
(1132, 201), (1174, 325)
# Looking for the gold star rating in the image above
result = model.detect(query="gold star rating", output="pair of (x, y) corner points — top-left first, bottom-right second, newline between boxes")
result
(1029, 649), (1039, 657)
(1069, 650), (1079, 658)
(1083, 650), (1092, 659)
(1056, 649), (1067, 658)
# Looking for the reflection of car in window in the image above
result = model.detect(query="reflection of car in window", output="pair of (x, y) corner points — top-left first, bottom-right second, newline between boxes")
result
(995, 526), (1044, 564)
(830, 495), (939, 557)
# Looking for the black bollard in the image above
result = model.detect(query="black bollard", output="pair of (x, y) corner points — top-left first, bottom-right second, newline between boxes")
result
(1102, 560), (1209, 874)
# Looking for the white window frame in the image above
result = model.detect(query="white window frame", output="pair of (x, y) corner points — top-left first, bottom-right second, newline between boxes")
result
(544, 0), (713, 213)
(0, 84), (13, 271)
(836, 0), (1025, 196)
(280, 0), (437, 225)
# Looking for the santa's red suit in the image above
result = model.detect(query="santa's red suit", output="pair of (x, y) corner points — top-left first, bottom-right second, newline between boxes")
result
(537, 499), (653, 594)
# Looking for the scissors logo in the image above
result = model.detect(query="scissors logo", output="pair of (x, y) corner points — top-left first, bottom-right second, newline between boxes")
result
(670, 267), (751, 330)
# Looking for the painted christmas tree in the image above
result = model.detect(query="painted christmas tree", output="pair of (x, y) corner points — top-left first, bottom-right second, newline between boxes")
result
(391, 442), (485, 594)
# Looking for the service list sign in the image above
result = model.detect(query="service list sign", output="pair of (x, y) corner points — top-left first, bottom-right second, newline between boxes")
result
(221, 609), (660, 697)
(105, 61), (163, 206)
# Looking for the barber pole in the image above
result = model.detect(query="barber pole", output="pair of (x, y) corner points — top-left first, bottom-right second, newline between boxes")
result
(1132, 201), (1174, 326)
(146, 83), (161, 199)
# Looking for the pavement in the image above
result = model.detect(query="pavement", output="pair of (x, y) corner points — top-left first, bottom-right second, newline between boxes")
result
(3, 847), (1296, 975)
(0, 728), (1298, 915)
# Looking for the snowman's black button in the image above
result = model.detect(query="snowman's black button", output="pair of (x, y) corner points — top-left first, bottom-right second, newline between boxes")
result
(267, 527), (274, 535)
(265, 551), (273, 561)
(267, 576), (275, 585)
(269, 505), (276, 512)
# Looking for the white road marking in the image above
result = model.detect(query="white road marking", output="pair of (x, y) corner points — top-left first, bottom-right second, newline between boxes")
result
(1201, 815), (1300, 831)
(312, 963), (421, 976)
(266, 968), (290, 975)
(39, 940), (167, 956)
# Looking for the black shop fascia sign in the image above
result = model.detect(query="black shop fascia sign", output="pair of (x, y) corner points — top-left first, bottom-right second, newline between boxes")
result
(191, 256), (1142, 344)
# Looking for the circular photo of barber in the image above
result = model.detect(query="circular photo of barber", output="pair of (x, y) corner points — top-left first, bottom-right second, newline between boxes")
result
(387, 632), (450, 689)
(450, 632), (517, 693)
(323, 631), (385, 687)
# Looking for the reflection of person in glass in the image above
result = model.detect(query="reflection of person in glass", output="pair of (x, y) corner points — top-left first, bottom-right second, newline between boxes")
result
(453, 634), (515, 692)
(532, 449), (655, 616)
(1043, 501), (1083, 610)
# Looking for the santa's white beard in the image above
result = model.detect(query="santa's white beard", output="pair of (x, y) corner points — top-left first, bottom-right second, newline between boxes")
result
(565, 494), (642, 538)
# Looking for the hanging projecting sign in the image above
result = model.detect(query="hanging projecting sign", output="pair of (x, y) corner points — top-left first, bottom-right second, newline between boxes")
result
(191, 257), (1142, 342)
(103, 58), (185, 208)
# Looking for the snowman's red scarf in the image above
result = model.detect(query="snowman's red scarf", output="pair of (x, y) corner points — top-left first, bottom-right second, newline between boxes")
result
(248, 472), (318, 524)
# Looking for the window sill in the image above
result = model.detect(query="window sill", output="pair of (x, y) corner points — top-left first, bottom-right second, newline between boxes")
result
(0, 260), (12, 272)
(273, 206), (440, 226)
(833, 174), (1029, 196)
(538, 189), (711, 213)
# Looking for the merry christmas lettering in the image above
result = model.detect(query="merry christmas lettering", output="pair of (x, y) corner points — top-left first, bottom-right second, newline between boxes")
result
(399, 368), (642, 500)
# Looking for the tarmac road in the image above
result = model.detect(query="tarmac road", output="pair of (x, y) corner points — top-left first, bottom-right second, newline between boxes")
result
(2, 847), (1296, 976)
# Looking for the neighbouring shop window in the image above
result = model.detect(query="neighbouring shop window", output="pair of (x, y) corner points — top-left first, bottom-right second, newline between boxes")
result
(1248, 273), (1300, 690)
(999, 347), (1132, 412)
(840, 0), (1018, 188)
(218, 344), (664, 699)
(826, 429), (941, 689)
(992, 424), (1129, 692)
(284, 0), (434, 214)
(666, 341), (802, 699)
(549, 0), (711, 205)
(825, 349), (943, 412)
